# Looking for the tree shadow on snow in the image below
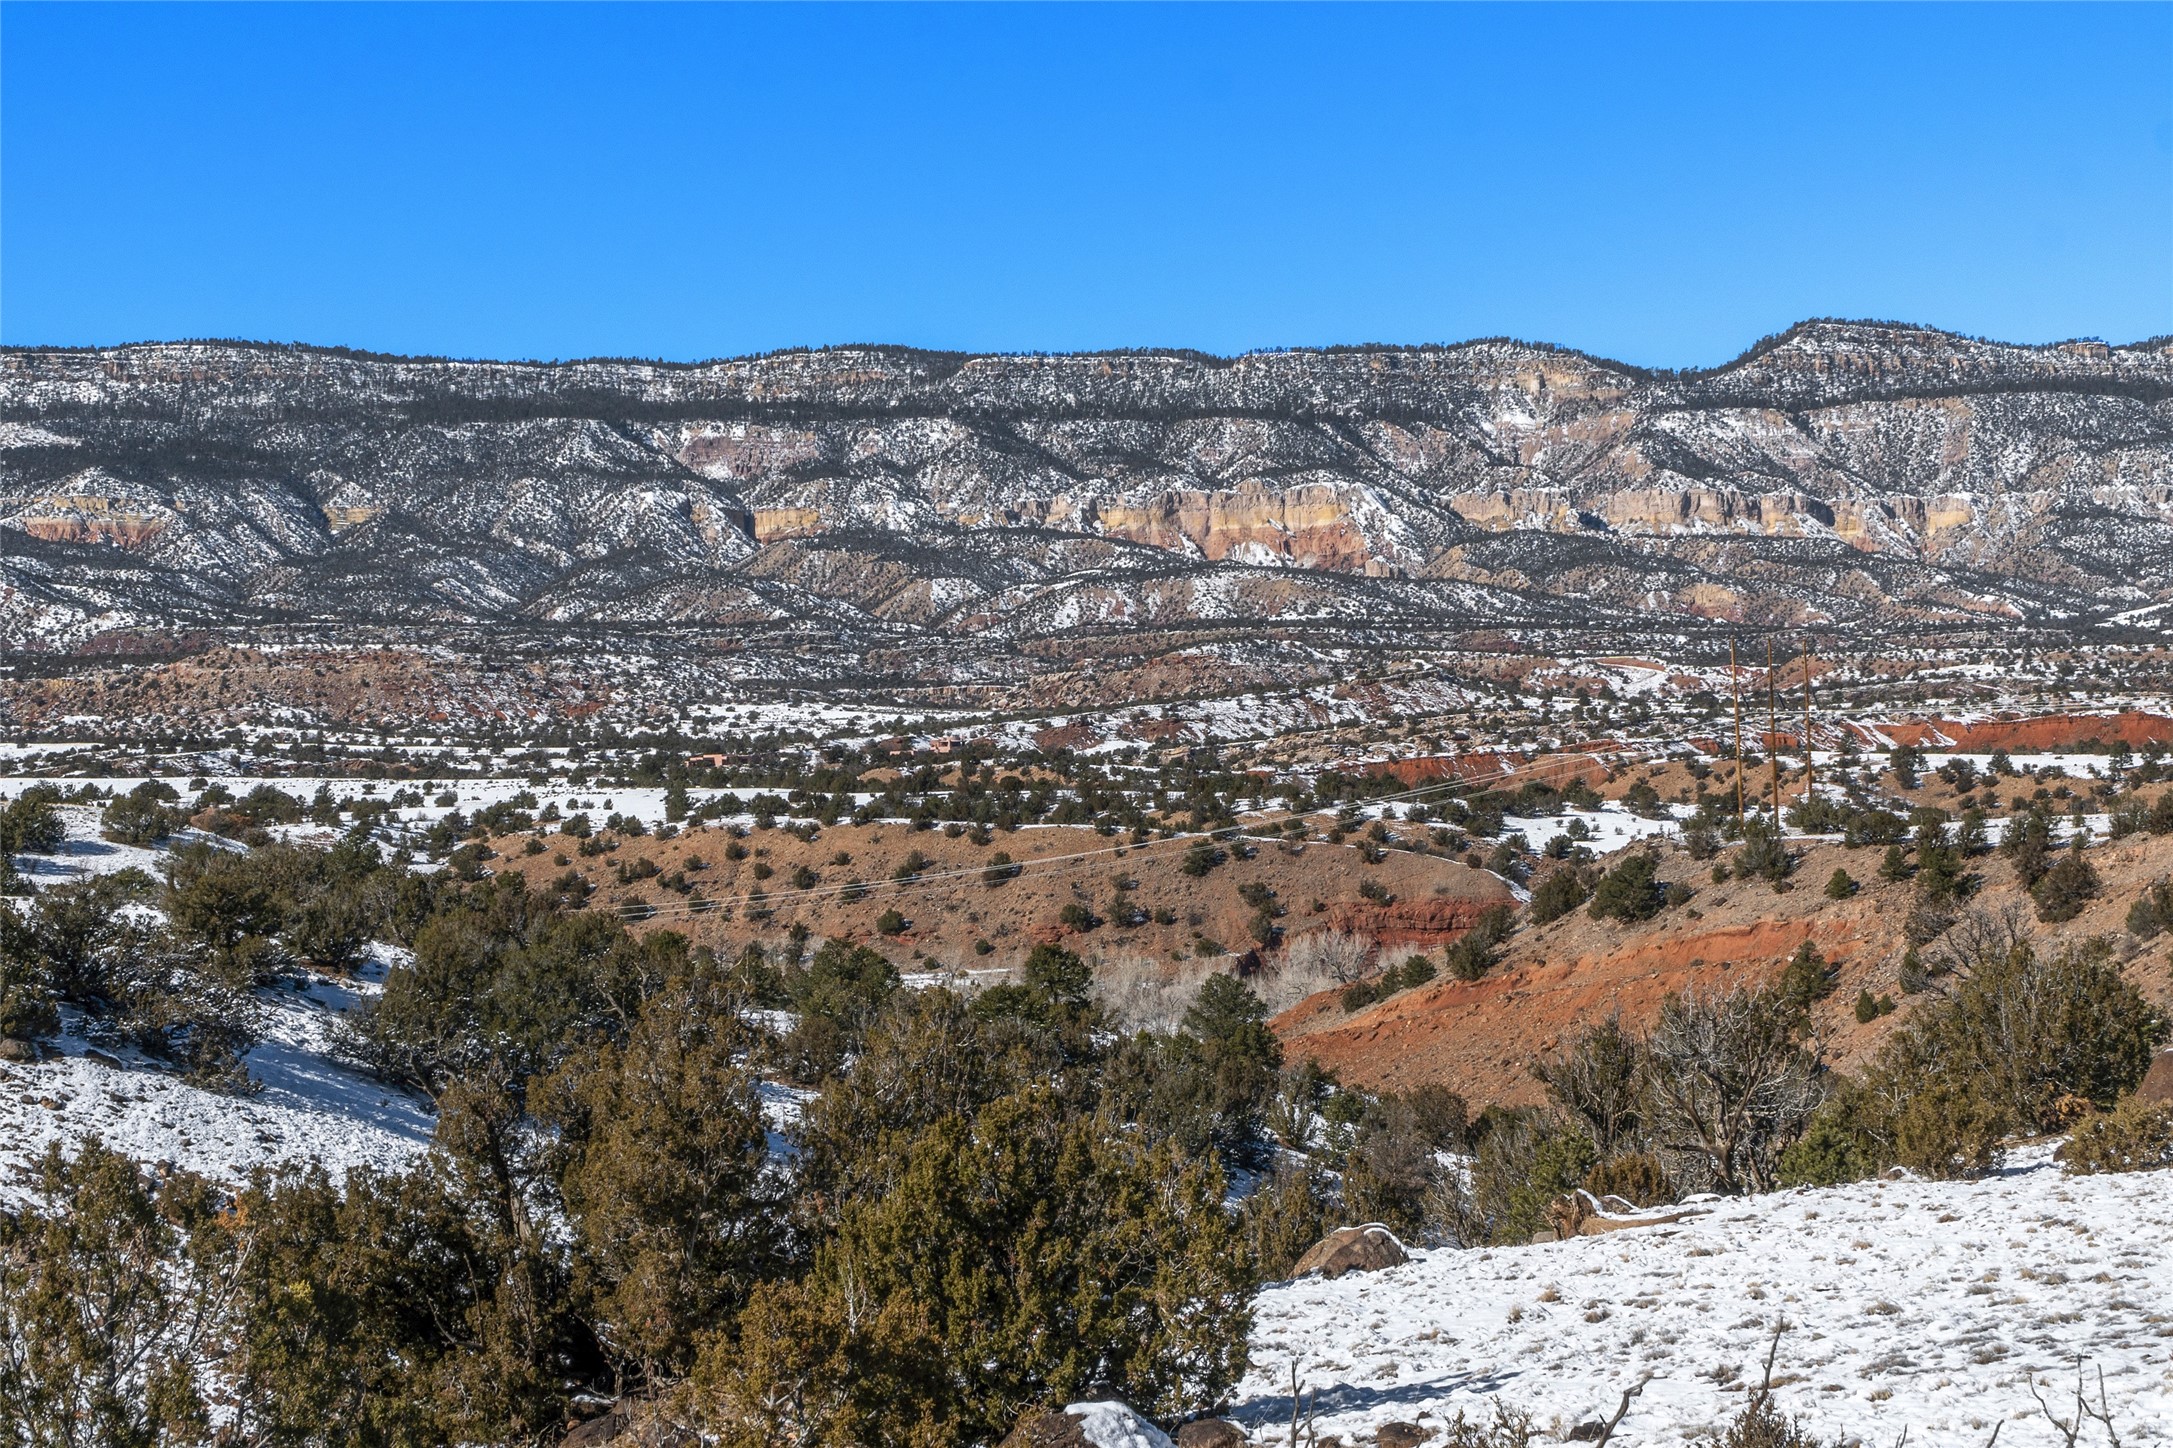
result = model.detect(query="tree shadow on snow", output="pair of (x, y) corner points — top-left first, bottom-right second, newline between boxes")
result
(1228, 1366), (1526, 1429)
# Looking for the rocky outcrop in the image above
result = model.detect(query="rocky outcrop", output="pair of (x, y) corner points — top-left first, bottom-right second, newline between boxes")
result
(1374, 1425), (1436, 1448)
(1291, 1224), (1409, 1279)
(1023, 483), (1408, 572)
(1324, 895), (1515, 949)
(6, 475), (176, 549)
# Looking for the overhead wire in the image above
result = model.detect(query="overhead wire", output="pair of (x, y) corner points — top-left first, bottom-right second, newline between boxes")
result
(566, 746), (1636, 925)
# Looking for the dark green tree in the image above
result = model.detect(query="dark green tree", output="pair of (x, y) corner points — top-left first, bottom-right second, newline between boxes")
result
(1776, 941), (1838, 1013)
(0, 1141), (219, 1448)
(2029, 844), (2099, 923)
(1588, 853), (1663, 922)
(1528, 868), (1588, 924)
(693, 1090), (1252, 1446)
(540, 971), (779, 1385)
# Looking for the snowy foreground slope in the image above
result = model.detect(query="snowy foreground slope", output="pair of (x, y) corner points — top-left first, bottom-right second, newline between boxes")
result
(0, 971), (435, 1209)
(0, 958), (811, 1209)
(1233, 1148), (2173, 1445)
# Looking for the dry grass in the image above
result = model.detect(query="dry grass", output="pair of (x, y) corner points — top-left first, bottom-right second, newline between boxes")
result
(1092, 953), (1210, 1033)
(1260, 928), (1378, 1011)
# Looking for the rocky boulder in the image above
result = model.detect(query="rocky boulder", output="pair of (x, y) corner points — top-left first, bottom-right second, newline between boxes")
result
(1000, 1402), (1175, 1448)
(1174, 1420), (1247, 1448)
(1290, 1224), (1409, 1280)
(2135, 1049), (2173, 1107)
(1376, 1425), (1435, 1448)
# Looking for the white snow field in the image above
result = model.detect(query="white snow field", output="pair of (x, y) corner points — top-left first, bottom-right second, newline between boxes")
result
(1499, 805), (1680, 856)
(1234, 1146), (2173, 1445)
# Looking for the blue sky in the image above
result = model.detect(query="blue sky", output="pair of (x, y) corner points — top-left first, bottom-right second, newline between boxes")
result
(3, 3), (2168, 368)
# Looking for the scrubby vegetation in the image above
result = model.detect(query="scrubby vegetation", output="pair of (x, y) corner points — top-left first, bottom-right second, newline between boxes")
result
(1478, 909), (2172, 1223)
(1781, 928), (2166, 1185)
(2057, 1099), (2173, 1176)
(4, 694), (2173, 1443)
(2, 853), (1268, 1445)
(1, 826), (428, 1087)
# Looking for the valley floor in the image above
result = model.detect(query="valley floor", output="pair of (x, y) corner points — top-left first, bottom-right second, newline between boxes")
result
(1232, 1146), (2173, 1445)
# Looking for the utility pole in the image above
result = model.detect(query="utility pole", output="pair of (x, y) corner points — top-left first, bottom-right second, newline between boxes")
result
(1731, 636), (1745, 828)
(1802, 639), (1815, 807)
(1767, 637), (1781, 828)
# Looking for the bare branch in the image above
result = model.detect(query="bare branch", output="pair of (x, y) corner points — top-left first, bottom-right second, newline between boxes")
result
(2081, 1361), (2123, 1448)
(1590, 1375), (1651, 1448)
(2029, 1364), (2084, 1448)
(1749, 1320), (1788, 1409)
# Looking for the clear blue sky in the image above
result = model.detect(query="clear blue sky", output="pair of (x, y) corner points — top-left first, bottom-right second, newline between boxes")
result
(4, 3), (2168, 368)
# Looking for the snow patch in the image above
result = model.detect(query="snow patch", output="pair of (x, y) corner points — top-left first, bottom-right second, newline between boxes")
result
(1060, 1402), (1175, 1448)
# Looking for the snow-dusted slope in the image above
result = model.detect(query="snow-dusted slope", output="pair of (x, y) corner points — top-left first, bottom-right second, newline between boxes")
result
(1234, 1146), (2173, 1444)
(0, 966), (433, 1209)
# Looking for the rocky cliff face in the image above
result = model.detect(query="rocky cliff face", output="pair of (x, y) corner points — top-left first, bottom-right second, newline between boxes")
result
(2, 321), (2169, 670)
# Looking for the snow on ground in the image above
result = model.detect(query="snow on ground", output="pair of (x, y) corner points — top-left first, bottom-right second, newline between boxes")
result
(0, 965), (434, 1208)
(1234, 1145), (2173, 1445)
(0, 779), (892, 844)
(0, 805), (829, 1208)
(1, 814), (436, 1207)
(1798, 748), (2141, 786)
(971, 677), (1481, 754)
(0, 741), (95, 766)
(1981, 814), (2113, 847)
(0, 952), (826, 1208)
(1500, 805), (1680, 854)
(756, 1079), (818, 1160)
(9, 803), (187, 883)
(1059, 1402), (1175, 1448)
(898, 966), (1011, 991)
(1920, 753), (2115, 780)
(683, 698), (979, 740)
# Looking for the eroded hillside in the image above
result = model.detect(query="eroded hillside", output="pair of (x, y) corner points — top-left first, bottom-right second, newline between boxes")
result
(1277, 801), (2173, 1110)
(5, 322), (2170, 676)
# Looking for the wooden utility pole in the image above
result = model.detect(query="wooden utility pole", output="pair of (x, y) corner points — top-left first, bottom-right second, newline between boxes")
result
(1731, 636), (1745, 828)
(1766, 637), (1781, 826)
(1802, 639), (1815, 806)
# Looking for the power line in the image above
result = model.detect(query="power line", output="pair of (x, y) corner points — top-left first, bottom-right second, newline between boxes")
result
(575, 748), (1633, 925)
